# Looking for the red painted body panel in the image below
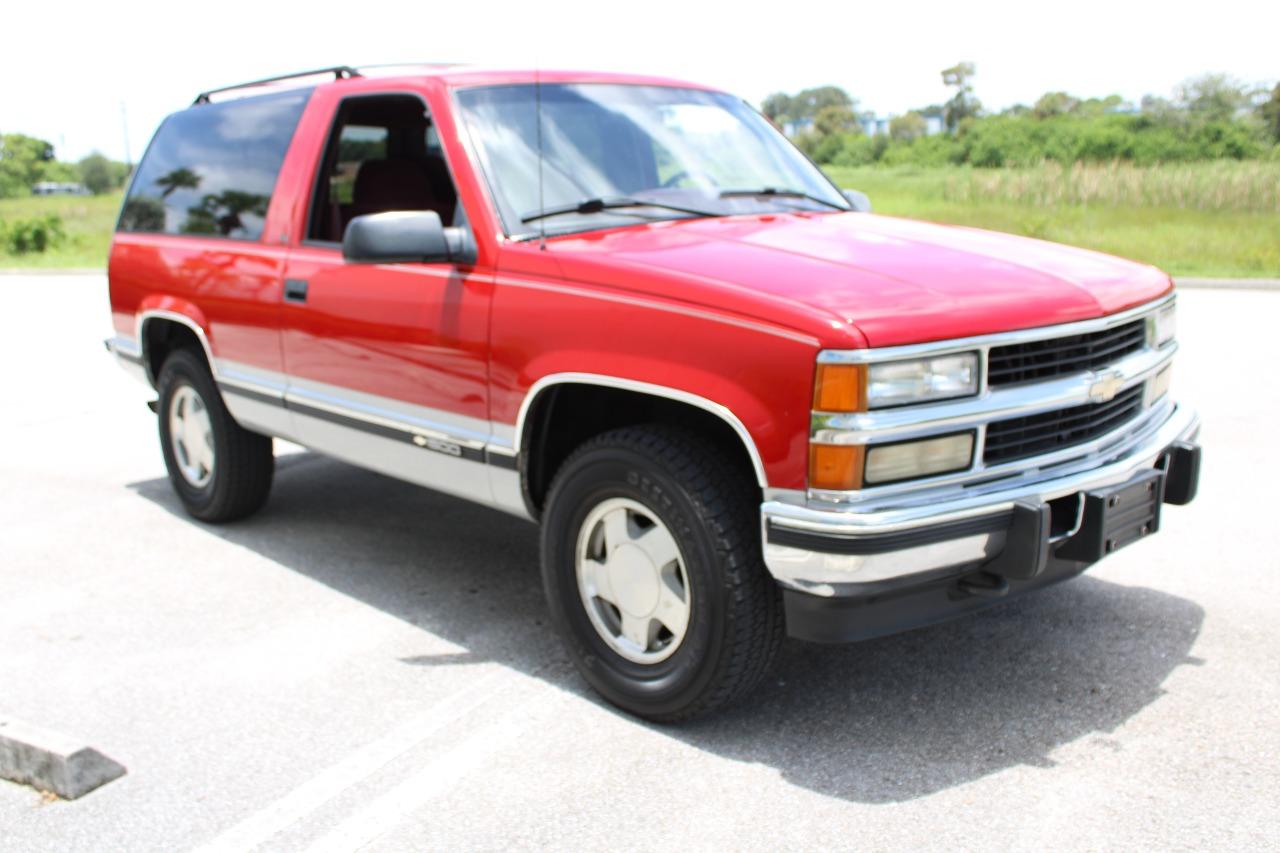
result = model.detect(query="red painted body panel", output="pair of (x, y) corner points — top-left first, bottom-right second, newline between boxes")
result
(108, 67), (1176, 493)
(282, 247), (493, 424)
(109, 233), (287, 371)
(535, 212), (1171, 349)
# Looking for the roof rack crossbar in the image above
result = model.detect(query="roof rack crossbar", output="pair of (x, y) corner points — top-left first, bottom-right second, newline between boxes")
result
(193, 66), (361, 105)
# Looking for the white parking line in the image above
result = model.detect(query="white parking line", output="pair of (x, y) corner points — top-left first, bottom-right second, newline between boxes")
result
(192, 667), (514, 853)
(303, 698), (549, 853)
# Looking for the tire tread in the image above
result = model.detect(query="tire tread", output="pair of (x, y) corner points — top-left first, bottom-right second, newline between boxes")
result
(157, 348), (273, 523)
(548, 424), (784, 721)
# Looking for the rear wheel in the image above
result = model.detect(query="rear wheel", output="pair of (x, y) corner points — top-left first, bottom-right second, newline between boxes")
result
(540, 425), (783, 721)
(156, 349), (273, 522)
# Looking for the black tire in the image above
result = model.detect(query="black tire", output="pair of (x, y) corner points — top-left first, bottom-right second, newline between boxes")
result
(156, 348), (273, 523)
(540, 425), (784, 722)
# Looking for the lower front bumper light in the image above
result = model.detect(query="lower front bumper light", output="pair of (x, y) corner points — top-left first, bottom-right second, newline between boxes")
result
(863, 431), (975, 485)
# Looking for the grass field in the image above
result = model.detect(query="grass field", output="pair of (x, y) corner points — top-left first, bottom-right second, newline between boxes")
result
(825, 163), (1280, 277)
(3, 162), (1279, 276)
(0, 192), (121, 269)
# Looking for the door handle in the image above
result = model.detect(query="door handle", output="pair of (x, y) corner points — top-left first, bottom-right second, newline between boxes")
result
(284, 278), (309, 303)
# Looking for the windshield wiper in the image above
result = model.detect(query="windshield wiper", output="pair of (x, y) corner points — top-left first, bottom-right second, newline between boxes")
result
(718, 187), (848, 211)
(521, 196), (718, 224)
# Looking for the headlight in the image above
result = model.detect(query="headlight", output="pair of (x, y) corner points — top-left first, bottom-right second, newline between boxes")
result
(866, 353), (979, 409)
(1151, 303), (1176, 348)
(863, 432), (975, 485)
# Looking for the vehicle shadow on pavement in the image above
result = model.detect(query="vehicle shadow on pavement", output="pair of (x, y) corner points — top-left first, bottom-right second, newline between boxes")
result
(130, 452), (1205, 805)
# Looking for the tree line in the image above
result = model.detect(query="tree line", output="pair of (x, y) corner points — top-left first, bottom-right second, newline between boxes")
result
(762, 67), (1280, 168)
(0, 134), (130, 198)
(5, 68), (1280, 200)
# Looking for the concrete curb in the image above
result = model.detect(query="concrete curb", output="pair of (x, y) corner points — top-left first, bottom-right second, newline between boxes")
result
(1176, 278), (1280, 292)
(0, 716), (127, 800)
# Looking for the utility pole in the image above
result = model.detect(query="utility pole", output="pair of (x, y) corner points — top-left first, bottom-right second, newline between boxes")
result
(120, 102), (132, 168)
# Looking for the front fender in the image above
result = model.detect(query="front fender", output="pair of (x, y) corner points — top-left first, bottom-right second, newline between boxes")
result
(491, 288), (820, 490)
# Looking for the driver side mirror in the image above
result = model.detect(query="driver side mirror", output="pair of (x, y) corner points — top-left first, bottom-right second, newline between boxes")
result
(842, 189), (872, 213)
(342, 211), (473, 264)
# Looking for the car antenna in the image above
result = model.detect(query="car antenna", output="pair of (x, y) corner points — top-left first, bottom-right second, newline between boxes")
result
(535, 64), (547, 251)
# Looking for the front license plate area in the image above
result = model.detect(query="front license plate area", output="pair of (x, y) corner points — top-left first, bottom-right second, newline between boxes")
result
(1055, 468), (1165, 563)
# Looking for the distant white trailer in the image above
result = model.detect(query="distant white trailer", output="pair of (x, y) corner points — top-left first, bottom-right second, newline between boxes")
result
(32, 181), (90, 196)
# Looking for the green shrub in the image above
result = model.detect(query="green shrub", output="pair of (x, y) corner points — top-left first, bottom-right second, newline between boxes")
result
(1189, 121), (1264, 160)
(808, 132), (849, 166)
(953, 113), (1267, 168)
(1127, 125), (1197, 165)
(0, 214), (66, 254)
(879, 134), (960, 167)
(831, 134), (886, 166)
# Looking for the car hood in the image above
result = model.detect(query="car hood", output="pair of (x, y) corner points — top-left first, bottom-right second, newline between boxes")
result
(545, 212), (1173, 348)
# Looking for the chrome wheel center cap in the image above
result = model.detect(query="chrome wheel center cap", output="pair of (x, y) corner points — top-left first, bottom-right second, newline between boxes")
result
(609, 544), (661, 617)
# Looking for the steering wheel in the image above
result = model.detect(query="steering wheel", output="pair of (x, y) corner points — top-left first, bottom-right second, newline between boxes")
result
(660, 171), (691, 189)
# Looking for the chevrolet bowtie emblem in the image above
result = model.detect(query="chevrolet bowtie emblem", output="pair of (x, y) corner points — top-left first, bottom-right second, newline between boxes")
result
(1088, 370), (1125, 403)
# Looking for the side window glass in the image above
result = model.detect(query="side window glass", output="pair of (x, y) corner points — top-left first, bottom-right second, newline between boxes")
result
(307, 95), (460, 243)
(329, 125), (387, 204)
(119, 89), (310, 240)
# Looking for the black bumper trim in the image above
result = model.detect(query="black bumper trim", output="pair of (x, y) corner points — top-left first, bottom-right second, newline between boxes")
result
(766, 511), (1011, 556)
(783, 557), (1087, 644)
(1161, 441), (1200, 505)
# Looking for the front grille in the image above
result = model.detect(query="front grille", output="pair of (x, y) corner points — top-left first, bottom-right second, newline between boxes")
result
(987, 320), (1146, 387)
(983, 385), (1144, 465)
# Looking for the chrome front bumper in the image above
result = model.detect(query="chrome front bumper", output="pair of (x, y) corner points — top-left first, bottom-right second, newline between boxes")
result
(761, 401), (1201, 596)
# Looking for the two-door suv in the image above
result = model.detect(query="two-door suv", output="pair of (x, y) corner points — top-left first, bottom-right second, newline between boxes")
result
(106, 65), (1201, 720)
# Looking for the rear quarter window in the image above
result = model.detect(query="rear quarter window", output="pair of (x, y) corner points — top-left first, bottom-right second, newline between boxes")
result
(118, 89), (311, 240)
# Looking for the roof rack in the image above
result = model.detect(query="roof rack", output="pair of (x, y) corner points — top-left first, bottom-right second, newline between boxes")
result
(193, 66), (361, 105)
(354, 61), (464, 72)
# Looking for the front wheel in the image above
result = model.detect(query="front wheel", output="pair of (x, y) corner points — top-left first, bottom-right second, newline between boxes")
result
(156, 349), (274, 523)
(540, 426), (783, 721)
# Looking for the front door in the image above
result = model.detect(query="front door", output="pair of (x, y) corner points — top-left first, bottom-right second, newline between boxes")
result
(280, 92), (495, 505)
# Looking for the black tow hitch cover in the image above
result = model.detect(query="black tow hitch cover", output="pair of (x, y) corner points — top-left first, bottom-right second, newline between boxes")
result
(982, 500), (1051, 580)
(1162, 441), (1201, 505)
(957, 571), (1010, 598)
(1056, 468), (1165, 564)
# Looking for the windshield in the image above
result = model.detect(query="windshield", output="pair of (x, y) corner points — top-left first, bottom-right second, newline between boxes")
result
(455, 83), (849, 238)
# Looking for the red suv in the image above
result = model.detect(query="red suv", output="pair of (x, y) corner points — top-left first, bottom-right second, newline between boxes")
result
(106, 65), (1201, 720)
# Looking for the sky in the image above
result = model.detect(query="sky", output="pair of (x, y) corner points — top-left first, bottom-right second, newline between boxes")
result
(3, 0), (1276, 162)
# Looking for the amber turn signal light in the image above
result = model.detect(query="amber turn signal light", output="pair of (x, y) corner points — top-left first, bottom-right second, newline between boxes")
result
(813, 364), (866, 412)
(808, 444), (865, 491)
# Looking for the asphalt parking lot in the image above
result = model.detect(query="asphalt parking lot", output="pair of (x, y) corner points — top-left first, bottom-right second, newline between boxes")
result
(1, 274), (1277, 850)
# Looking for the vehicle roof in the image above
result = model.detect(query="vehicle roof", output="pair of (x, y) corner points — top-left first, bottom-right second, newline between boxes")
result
(198, 65), (724, 105)
(380, 65), (721, 91)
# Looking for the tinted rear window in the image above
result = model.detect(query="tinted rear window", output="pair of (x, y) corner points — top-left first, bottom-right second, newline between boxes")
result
(119, 89), (310, 240)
